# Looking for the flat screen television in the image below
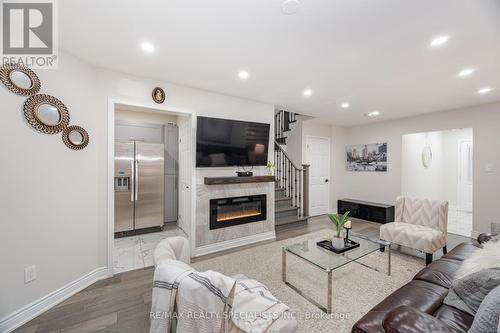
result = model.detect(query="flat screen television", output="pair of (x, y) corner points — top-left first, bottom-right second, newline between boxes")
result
(196, 116), (270, 167)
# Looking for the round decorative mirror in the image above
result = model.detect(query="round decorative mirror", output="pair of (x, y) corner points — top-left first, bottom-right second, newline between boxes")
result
(36, 103), (61, 126)
(10, 70), (33, 89)
(422, 145), (433, 168)
(0, 63), (41, 96)
(62, 125), (89, 150)
(24, 94), (70, 134)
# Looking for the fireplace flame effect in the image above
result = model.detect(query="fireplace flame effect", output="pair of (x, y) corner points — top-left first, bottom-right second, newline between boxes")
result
(217, 210), (261, 222)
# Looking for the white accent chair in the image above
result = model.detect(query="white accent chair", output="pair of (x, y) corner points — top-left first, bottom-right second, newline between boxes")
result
(152, 237), (298, 333)
(153, 236), (191, 266)
(380, 196), (448, 265)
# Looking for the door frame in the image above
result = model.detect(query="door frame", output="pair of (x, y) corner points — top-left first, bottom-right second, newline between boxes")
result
(107, 98), (196, 276)
(457, 139), (473, 213)
(305, 135), (331, 216)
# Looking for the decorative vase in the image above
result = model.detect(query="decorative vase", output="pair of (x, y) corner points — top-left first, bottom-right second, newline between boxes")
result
(332, 230), (346, 248)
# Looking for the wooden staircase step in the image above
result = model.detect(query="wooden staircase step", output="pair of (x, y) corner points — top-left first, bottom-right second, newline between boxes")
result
(275, 190), (287, 200)
(276, 199), (294, 210)
(275, 206), (299, 214)
(276, 137), (287, 144)
(275, 215), (309, 226)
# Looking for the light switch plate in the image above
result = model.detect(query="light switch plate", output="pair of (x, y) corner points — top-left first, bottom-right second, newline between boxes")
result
(24, 265), (36, 283)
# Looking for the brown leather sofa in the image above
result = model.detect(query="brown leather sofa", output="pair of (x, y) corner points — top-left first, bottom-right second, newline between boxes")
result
(352, 233), (497, 333)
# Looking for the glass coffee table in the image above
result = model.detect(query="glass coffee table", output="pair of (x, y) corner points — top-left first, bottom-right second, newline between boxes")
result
(282, 233), (391, 313)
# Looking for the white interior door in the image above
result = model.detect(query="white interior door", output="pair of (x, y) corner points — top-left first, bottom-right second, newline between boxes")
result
(177, 115), (192, 235)
(458, 140), (473, 212)
(306, 136), (330, 216)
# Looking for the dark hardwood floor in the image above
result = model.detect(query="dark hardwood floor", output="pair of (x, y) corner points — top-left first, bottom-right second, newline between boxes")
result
(15, 216), (471, 333)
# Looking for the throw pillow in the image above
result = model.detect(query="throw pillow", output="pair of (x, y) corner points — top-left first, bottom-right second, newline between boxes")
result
(443, 289), (475, 315)
(468, 284), (500, 333)
(456, 240), (500, 279)
(443, 267), (500, 315)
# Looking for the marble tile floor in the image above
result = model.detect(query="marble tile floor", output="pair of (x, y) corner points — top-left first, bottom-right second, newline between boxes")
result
(447, 207), (473, 237)
(114, 223), (187, 273)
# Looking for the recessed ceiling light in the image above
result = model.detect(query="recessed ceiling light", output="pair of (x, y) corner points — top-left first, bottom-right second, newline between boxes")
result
(303, 89), (313, 98)
(341, 102), (350, 109)
(477, 87), (493, 95)
(457, 68), (475, 77)
(430, 35), (450, 47)
(366, 111), (380, 117)
(238, 71), (249, 80)
(281, 0), (301, 15)
(140, 42), (155, 53)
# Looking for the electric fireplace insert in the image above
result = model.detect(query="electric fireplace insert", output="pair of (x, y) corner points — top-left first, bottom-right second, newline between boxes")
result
(209, 194), (267, 230)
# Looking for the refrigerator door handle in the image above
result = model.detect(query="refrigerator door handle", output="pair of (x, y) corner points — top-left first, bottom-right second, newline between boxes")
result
(130, 160), (135, 202)
(135, 160), (139, 201)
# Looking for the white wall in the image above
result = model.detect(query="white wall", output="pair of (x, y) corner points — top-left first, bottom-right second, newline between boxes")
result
(0, 52), (275, 328)
(402, 131), (446, 201)
(284, 115), (303, 166)
(330, 103), (500, 236)
(401, 128), (473, 206)
(0, 54), (106, 323)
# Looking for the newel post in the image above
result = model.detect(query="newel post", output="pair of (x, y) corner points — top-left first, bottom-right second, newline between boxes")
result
(302, 164), (310, 217)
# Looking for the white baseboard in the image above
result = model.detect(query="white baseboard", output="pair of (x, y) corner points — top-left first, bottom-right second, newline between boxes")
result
(193, 231), (276, 257)
(0, 267), (110, 333)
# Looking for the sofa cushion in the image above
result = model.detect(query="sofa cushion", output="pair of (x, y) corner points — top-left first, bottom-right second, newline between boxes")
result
(351, 280), (448, 333)
(413, 258), (462, 288)
(443, 242), (478, 261)
(382, 306), (456, 333)
(380, 222), (446, 254)
(433, 305), (474, 333)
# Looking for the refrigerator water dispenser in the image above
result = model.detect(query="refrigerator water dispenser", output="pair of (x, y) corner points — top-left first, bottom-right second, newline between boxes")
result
(115, 177), (130, 191)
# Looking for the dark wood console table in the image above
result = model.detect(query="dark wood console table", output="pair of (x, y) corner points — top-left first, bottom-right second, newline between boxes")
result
(338, 199), (394, 224)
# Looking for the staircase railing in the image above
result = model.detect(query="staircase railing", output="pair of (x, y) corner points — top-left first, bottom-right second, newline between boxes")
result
(274, 110), (298, 142)
(275, 140), (310, 218)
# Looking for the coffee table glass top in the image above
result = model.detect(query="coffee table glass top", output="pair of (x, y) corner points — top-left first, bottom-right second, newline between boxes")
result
(285, 233), (390, 272)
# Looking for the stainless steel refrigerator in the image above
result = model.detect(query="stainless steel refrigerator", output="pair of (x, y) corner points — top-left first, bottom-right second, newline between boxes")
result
(114, 141), (165, 233)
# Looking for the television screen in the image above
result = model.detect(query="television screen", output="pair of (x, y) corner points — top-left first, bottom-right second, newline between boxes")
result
(196, 116), (270, 167)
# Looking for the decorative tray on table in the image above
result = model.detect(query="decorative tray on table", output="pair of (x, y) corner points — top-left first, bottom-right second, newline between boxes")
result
(316, 238), (360, 254)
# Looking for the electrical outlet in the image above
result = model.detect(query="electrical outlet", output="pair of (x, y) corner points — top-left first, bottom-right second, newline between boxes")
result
(24, 265), (36, 284)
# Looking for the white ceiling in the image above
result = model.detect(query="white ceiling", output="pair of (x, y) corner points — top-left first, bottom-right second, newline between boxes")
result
(60, 0), (500, 126)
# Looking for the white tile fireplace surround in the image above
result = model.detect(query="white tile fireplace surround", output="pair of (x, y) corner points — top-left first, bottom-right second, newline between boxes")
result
(194, 168), (275, 256)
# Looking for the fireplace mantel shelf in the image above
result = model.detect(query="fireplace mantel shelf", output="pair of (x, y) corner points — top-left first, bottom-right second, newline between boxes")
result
(204, 176), (275, 185)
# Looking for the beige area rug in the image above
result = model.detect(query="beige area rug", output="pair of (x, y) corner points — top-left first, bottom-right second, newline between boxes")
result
(192, 229), (425, 333)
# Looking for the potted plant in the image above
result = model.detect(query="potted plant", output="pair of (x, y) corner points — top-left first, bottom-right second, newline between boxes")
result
(328, 211), (351, 248)
(266, 161), (274, 176)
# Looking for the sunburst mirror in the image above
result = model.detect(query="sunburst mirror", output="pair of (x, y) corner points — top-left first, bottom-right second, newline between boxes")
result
(62, 125), (89, 150)
(23, 94), (70, 134)
(0, 63), (41, 96)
